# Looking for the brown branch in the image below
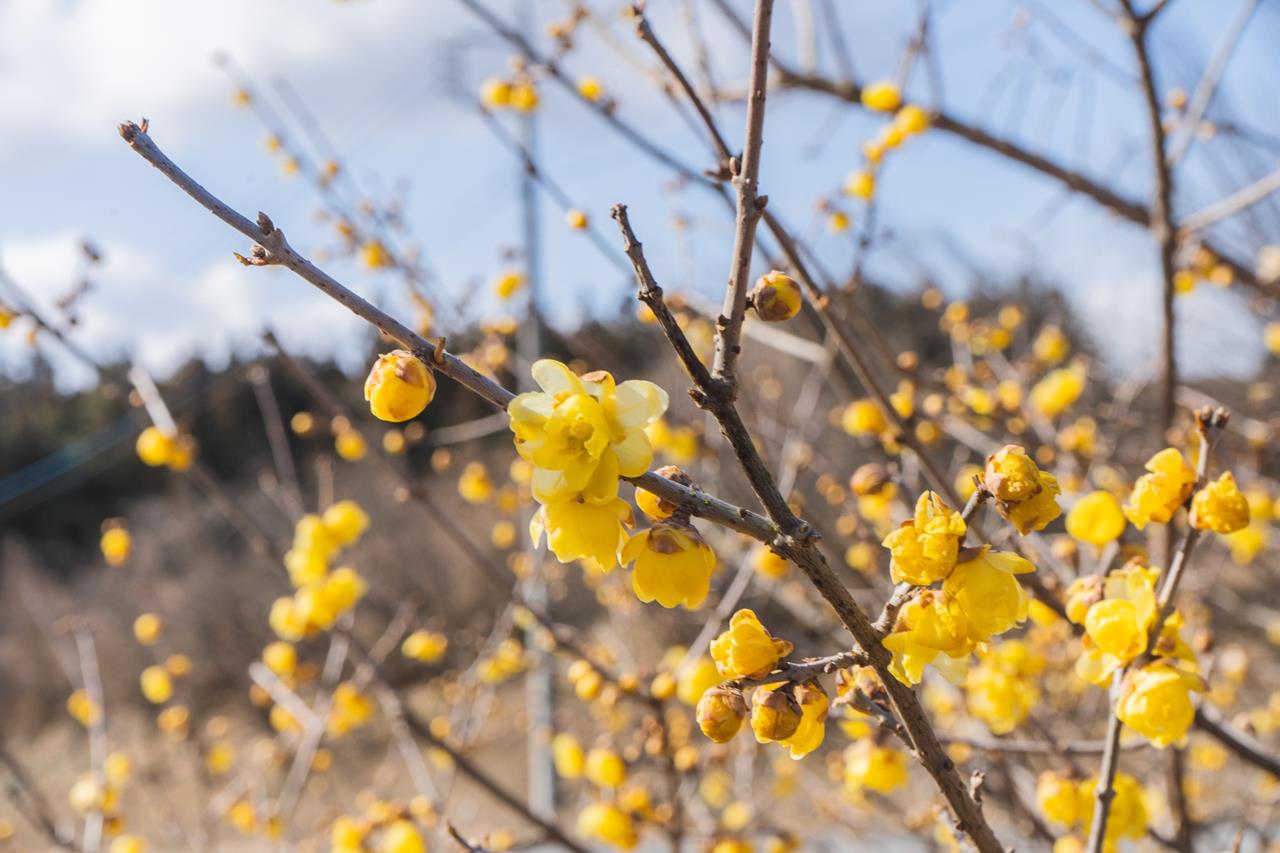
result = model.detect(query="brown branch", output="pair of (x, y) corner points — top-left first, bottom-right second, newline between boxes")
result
(1086, 407), (1223, 853)
(1120, 0), (1180, 432)
(118, 121), (779, 544)
(710, 0), (775, 391)
(609, 208), (1004, 853)
(631, 11), (734, 166)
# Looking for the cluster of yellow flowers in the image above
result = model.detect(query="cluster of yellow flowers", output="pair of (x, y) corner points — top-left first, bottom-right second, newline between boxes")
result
(508, 360), (722, 609)
(270, 501), (370, 640)
(331, 807), (431, 853)
(1029, 361), (1087, 419)
(963, 639), (1044, 735)
(841, 80), (930, 202)
(1068, 563), (1207, 746)
(880, 459), (1048, 685)
(135, 424), (197, 471)
(480, 75), (539, 112)
(1037, 770), (1147, 851)
(691, 611), (830, 759)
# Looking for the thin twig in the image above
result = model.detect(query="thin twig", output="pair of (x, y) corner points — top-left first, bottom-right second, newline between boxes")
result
(709, 0), (775, 391)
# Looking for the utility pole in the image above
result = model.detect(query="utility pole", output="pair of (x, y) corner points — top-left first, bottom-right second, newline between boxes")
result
(516, 0), (556, 822)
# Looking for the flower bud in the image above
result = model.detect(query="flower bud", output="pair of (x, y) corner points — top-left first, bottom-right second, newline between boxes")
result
(750, 687), (802, 742)
(364, 350), (436, 423)
(696, 685), (748, 743)
(748, 271), (803, 322)
(984, 444), (1042, 503)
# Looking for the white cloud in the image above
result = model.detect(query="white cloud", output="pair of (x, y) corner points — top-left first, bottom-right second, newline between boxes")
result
(0, 233), (368, 390)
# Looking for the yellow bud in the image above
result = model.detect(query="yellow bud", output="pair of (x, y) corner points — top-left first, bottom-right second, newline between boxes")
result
(364, 350), (435, 423)
(133, 613), (163, 646)
(696, 685), (748, 743)
(860, 79), (902, 113)
(750, 687), (802, 742)
(748, 271), (803, 322)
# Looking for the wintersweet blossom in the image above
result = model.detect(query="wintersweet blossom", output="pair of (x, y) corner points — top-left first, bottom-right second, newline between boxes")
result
(1116, 660), (1206, 748)
(710, 609), (794, 680)
(1075, 564), (1159, 685)
(1124, 447), (1195, 529)
(1189, 471), (1250, 533)
(881, 492), (967, 586)
(509, 359), (668, 504)
(623, 521), (716, 609)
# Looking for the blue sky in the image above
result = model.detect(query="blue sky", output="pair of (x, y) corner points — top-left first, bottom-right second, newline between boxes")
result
(1, 0), (1276, 392)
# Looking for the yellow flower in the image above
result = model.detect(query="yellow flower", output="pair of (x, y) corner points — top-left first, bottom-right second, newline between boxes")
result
(1075, 564), (1159, 685)
(109, 835), (146, 853)
(844, 740), (908, 794)
(677, 657), (721, 706)
(881, 492), (967, 586)
(379, 820), (426, 853)
(1078, 773), (1148, 845)
(882, 592), (975, 685)
(750, 687), (803, 742)
(577, 75), (604, 102)
(365, 350), (435, 423)
(576, 802), (637, 850)
(493, 270), (526, 299)
(140, 665), (173, 704)
(136, 426), (176, 466)
(360, 241), (393, 270)
(1032, 324), (1069, 363)
(67, 689), (101, 727)
(777, 682), (828, 758)
(507, 80), (539, 111)
(1116, 661), (1205, 748)
(262, 641), (297, 677)
(1036, 771), (1080, 827)
(941, 547), (1033, 643)
(334, 429), (367, 461)
(1124, 447), (1195, 529)
(552, 733), (585, 778)
(965, 643), (1042, 735)
(585, 747), (627, 788)
(327, 682), (373, 737)
(841, 399), (887, 436)
(1029, 361), (1086, 417)
(458, 461), (494, 504)
(710, 609), (794, 679)
(509, 359), (668, 504)
(1189, 471), (1250, 533)
(101, 527), (132, 567)
(565, 208), (589, 230)
(402, 630), (448, 663)
(894, 104), (929, 135)
(322, 500), (370, 547)
(133, 613), (162, 646)
(1266, 320), (1280, 355)
(481, 78), (512, 109)
(623, 521), (716, 608)
(1000, 470), (1062, 535)
(1224, 523), (1267, 565)
(753, 546), (790, 580)
(843, 170), (876, 201)
(860, 79), (902, 112)
(984, 445), (1042, 503)
(530, 496), (633, 570)
(696, 685), (749, 743)
(748, 271), (803, 321)
(1066, 491), (1126, 545)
